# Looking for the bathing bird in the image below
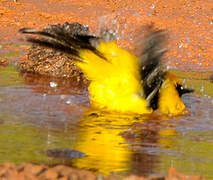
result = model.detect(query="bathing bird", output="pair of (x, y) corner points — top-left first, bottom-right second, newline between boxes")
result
(19, 24), (193, 115)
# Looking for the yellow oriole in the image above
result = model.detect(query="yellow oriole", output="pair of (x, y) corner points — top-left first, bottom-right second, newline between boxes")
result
(19, 24), (193, 115)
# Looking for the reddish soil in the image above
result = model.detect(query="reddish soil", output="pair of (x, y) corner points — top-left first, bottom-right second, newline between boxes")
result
(0, 0), (212, 71)
(0, 163), (206, 180)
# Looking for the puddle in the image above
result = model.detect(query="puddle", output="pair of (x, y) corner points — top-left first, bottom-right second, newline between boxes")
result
(0, 46), (213, 178)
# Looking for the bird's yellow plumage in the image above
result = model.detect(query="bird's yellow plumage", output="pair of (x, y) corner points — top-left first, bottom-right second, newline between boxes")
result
(158, 73), (186, 115)
(19, 24), (193, 116)
(77, 40), (152, 114)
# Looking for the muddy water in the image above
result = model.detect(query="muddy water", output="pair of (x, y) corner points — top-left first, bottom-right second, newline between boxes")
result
(0, 45), (213, 178)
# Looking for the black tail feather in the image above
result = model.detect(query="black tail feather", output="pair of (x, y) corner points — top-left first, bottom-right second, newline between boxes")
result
(140, 30), (167, 109)
(19, 27), (107, 61)
(26, 37), (81, 61)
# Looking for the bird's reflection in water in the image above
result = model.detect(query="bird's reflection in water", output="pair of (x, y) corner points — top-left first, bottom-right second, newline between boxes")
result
(72, 110), (177, 176)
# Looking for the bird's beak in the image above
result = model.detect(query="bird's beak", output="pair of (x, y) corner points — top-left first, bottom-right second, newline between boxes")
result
(176, 84), (194, 97)
(181, 87), (194, 95)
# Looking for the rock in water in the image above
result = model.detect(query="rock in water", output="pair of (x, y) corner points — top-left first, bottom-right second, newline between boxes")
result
(46, 148), (87, 159)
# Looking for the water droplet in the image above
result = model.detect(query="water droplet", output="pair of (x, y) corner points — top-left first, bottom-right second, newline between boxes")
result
(150, 4), (155, 9)
(60, 95), (66, 99)
(166, 65), (171, 70)
(200, 86), (204, 93)
(178, 43), (183, 48)
(112, 19), (117, 25)
(186, 37), (191, 43)
(187, 51), (191, 56)
(66, 99), (72, 104)
(50, 82), (57, 88)
(147, 13), (152, 17)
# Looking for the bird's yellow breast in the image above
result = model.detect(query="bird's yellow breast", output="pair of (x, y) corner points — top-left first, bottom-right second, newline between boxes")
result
(78, 41), (152, 114)
(158, 74), (186, 115)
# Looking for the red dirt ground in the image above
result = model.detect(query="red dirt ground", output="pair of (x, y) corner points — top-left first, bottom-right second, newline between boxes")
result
(0, 0), (213, 71)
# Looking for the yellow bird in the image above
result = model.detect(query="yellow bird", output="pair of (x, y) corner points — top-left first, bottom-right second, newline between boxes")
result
(19, 25), (193, 116)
